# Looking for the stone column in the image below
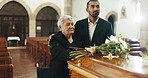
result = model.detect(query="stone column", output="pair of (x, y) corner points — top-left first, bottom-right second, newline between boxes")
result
(29, 14), (36, 37)
(140, 0), (148, 48)
(64, 0), (72, 15)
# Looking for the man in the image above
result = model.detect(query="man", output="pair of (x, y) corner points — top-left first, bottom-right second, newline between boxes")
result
(74, 0), (114, 47)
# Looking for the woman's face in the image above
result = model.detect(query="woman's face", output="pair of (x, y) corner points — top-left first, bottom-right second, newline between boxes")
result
(60, 19), (74, 35)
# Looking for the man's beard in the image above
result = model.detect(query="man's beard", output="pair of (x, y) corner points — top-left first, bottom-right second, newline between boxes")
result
(90, 11), (99, 18)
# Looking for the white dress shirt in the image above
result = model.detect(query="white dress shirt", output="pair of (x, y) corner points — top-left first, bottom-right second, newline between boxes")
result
(88, 18), (99, 41)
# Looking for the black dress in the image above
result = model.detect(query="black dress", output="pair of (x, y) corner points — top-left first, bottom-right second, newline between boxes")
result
(48, 31), (83, 78)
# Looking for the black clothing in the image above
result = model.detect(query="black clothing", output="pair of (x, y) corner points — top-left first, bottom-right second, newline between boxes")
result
(74, 18), (114, 47)
(48, 31), (83, 78)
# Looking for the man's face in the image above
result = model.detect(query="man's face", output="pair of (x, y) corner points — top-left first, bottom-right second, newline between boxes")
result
(60, 19), (74, 35)
(86, 1), (100, 18)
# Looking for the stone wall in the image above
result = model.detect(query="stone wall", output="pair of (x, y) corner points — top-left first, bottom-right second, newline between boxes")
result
(140, 0), (148, 49)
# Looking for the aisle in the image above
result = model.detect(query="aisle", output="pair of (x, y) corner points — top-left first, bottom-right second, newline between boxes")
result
(8, 47), (37, 78)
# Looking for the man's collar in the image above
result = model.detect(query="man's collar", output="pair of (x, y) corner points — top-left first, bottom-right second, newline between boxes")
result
(88, 17), (99, 24)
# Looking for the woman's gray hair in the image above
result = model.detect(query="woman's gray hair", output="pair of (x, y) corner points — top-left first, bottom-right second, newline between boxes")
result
(57, 15), (73, 27)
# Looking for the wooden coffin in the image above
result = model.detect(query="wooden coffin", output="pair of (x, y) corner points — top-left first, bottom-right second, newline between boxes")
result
(68, 55), (148, 78)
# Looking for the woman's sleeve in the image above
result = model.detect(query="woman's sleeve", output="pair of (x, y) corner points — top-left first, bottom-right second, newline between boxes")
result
(50, 40), (71, 61)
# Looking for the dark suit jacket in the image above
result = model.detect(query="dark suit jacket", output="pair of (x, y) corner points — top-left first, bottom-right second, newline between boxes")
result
(74, 18), (113, 47)
(49, 31), (83, 78)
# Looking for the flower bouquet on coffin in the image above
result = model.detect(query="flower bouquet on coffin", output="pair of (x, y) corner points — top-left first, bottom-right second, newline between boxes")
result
(69, 50), (90, 60)
(96, 35), (130, 60)
(69, 46), (96, 60)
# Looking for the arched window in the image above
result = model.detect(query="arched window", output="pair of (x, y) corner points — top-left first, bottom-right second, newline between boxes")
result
(0, 1), (29, 46)
(36, 6), (59, 36)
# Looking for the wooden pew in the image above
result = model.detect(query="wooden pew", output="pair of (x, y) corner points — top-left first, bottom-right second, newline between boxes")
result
(26, 37), (49, 51)
(0, 37), (8, 53)
(0, 37), (7, 43)
(26, 37), (48, 50)
(0, 47), (7, 52)
(26, 37), (52, 67)
(0, 64), (13, 78)
(0, 57), (12, 64)
(43, 43), (51, 67)
(26, 37), (49, 61)
(0, 56), (13, 78)
(37, 41), (47, 65)
(36, 42), (51, 78)
(0, 37), (7, 47)
(26, 37), (51, 78)
(33, 38), (49, 60)
(0, 37), (13, 78)
(0, 52), (10, 57)
(38, 41), (51, 67)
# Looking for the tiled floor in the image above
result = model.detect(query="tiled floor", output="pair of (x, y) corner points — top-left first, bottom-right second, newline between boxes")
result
(8, 47), (37, 78)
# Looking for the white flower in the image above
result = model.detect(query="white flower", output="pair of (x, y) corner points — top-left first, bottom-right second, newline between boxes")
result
(105, 35), (116, 43)
(96, 34), (130, 56)
(105, 39), (110, 43)
(106, 35), (120, 43)
(109, 35), (116, 41)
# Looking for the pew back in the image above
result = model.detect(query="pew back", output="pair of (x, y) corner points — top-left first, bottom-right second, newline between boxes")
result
(0, 64), (13, 78)
(0, 52), (10, 57)
(26, 37), (52, 67)
(0, 57), (12, 64)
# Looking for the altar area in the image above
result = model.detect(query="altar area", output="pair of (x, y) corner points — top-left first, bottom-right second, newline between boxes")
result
(68, 54), (148, 78)
(7, 36), (20, 46)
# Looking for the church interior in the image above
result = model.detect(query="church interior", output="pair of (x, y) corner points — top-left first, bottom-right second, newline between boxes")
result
(0, 0), (148, 78)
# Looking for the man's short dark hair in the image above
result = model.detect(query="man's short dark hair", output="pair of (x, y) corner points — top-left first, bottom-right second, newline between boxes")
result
(87, 0), (99, 8)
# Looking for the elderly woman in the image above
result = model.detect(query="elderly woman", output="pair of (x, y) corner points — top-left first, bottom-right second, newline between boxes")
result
(48, 15), (83, 78)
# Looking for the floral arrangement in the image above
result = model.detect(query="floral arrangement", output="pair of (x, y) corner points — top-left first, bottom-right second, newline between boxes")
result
(96, 35), (130, 56)
(69, 35), (130, 60)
